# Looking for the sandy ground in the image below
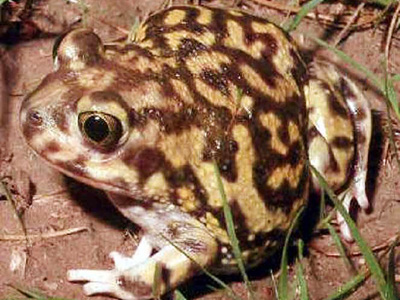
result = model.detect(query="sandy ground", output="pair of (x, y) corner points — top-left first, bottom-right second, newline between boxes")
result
(0, 0), (399, 299)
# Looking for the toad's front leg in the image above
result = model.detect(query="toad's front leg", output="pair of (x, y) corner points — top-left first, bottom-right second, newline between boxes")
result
(68, 225), (218, 300)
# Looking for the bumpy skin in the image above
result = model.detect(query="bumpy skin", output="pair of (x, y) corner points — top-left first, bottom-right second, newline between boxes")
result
(19, 5), (370, 300)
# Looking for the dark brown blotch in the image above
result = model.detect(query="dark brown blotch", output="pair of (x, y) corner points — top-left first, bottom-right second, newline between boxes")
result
(339, 77), (356, 100)
(124, 147), (165, 181)
(177, 38), (208, 60)
(42, 141), (61, 155)
(325, 85), (350, 119)
(118, 276), (152, 298)
(200, 69), (229, 95)
(331, 136), (353, 149)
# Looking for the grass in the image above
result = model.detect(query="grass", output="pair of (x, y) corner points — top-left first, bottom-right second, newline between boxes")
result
(277, 206), (306, 300)
(3, 286), (74, 300)
(283, 0), (326, 32)
(213, 162), (256, 300)
(311, 165), (397, 300)
(296, 240), (309, 300)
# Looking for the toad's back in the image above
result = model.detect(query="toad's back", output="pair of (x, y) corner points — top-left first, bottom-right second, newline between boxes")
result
(21, 4), (309, 286)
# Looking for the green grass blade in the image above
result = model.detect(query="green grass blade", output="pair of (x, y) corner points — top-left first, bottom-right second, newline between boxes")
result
(284, 0), (326, 32)
(310, 37), (383, 90)
(5, 286), (75, 300)
(310, 36), (400, 122)
(152, 262), (162, 299)
(392, 74), (400, 82)
(310, 165), (395, 300)
(213, 162), (255, 300)
(385, 75), (400, 121)
(174, 290), (188, 300)
(161, 234), (242, 300)
(319, 190), (326, 220)
(384, 100), (400, 170)
(296, 239), (309, 300)
(278, 206), (306, 300)
(365, 0), (395, 7)
(324, 222), (353, 270)
(324, 272), (367, 300)
(386, 238), (399, 299)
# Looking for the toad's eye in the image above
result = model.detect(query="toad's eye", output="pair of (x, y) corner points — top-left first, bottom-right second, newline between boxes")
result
(78, 112), (123, 149)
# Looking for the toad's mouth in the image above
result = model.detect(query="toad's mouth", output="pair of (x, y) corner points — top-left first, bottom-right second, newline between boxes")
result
(34, 149), (146, 201)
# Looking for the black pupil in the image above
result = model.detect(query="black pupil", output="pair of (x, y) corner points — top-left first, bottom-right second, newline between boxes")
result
(84, 115), (109, 142)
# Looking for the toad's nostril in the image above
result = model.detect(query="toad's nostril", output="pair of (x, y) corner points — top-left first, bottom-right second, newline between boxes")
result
(28, 110), (43, 126)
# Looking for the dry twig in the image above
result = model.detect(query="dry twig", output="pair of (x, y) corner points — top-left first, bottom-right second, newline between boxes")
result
(0, 226), (89, 241)
(333, 2), (365, 47)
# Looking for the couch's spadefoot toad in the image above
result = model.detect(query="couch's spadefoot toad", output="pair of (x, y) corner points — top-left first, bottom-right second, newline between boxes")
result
(20, 5), (371, 299)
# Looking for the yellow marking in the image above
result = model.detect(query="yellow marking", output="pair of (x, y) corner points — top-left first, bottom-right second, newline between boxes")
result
(77, 68), (116, 89)
(197, 7), (213, 25)
(123, 81), (182, 112)
(188, 124), (306, 235)
(240, 64), (300, 102)
(224, 19), (270, 60)
(185, 50), (230, 75)
(164, 30), (187, 51)
(191, 161), (225, 208)
(251, 21), (272, 34)
(259, 113), (288, 155)
(118, 49), (137, 62)
(190, 124), (301, 237)
(178, 187), (199, 212)
(69, 60), (86, 71)
(134, 24), (148, 43)
(135, 55), (161, 73)
(272, 45), (296, 78)
(228, 10), (243, 17)
(158, 127), (204, 168)
(267, 162), (304, 189)
(194, 78), (235, 110)
(205, 212), (229, 244)
(86, 159), (139, 184)
(227, 125), (292, 233)
(30, 128), (81, 162)
(170, 79), (195, 103)
(224, 19), (245, 51)
(164, 9), (186, 26)
(240, 64), (274, 99)
(288, 120), (300, 143)
(138, 39), (154, 49)
(251, 21), (303, 81)
(144, 172), (169, 197)
(240, 95), (254, 115)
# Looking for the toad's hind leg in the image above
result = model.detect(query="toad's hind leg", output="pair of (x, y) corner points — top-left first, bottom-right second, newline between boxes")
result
(306, 61), (372, 241)
(68, 199), (219, 300)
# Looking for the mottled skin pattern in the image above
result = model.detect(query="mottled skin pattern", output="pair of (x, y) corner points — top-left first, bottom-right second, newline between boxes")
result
(20, 5), (371, 300)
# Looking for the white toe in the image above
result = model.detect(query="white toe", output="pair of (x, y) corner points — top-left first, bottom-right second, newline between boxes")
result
(83, 282), (118, 295)
(68, 269), (116, 282)
(131, 236), (152, 265)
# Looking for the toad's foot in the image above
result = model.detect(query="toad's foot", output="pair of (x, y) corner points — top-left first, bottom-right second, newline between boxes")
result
(337, 176), (369, 242)
(68, 231), (218, 300)
(306, 61), (371, 242)
(68, 236), (153, 299)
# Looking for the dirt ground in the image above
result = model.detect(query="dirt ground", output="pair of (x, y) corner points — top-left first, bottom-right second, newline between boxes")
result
(0, 0), (399, 299)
